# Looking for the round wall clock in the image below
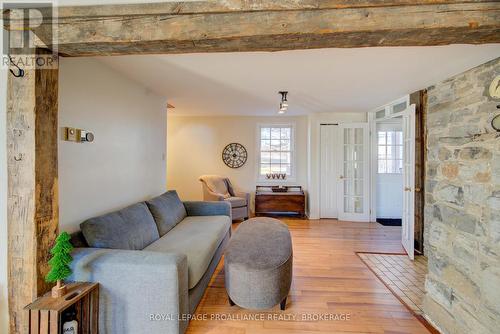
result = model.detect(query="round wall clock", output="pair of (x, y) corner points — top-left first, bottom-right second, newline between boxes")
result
(222, 143), (247, 168)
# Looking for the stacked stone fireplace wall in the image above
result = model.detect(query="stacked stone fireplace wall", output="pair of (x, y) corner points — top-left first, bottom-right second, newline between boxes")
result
(423, 57), (499, 334)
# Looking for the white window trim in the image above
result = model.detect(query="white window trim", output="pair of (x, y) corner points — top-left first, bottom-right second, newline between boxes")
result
(255, 123), (297, 183)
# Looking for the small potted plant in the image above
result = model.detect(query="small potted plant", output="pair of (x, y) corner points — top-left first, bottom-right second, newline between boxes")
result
(45, 232), (74, 298)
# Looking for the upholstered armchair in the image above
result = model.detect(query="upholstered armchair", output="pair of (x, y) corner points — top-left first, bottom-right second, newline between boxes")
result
(199, 175), (250, 221)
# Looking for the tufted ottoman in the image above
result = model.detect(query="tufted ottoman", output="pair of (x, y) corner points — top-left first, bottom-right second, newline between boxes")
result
(224, 217), (293, 310)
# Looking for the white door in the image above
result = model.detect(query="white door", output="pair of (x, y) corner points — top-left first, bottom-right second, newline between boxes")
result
(320, 125), (338, 218)
(338, 123), (370, 222)
(402, 105), (416, 260)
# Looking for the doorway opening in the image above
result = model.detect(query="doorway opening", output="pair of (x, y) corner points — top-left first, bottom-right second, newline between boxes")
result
(375, 118), (404, 226)
(369, 96), (417, 260)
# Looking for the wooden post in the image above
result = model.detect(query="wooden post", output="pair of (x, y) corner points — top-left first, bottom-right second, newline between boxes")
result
(410, 90), (427, 254)
(7, 48), (59, 334)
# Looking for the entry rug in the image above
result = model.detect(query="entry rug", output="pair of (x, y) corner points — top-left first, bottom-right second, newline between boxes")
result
(376, 218), (402, 226)
(358, 253), (427, 315)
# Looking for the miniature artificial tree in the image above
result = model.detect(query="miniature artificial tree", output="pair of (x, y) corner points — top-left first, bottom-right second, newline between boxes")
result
(45, 231), (74, 298)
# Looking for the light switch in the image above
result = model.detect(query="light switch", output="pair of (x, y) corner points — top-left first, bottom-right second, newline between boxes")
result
(65, 127), (77, 141)
(63, 127), (94, 143)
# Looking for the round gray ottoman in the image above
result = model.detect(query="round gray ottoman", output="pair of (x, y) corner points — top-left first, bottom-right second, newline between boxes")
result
(224, 217), (292, 310)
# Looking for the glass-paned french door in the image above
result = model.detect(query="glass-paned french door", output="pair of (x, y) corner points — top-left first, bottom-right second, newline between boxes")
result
(338, 123), (370, 222)
(402, 105), (416, 260)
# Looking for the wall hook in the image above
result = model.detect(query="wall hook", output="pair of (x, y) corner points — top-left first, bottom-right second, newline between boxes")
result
(9, 56), (25, 78)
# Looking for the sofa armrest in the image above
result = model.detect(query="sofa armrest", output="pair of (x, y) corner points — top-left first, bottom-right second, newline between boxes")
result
(234, 191), (251, 218)
(234, 190), (250, 203)
(183, 201), (231, 218)
(69, 248), (189, 334)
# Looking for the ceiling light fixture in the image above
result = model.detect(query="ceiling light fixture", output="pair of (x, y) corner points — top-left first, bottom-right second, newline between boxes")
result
(278, 91), (288, 114)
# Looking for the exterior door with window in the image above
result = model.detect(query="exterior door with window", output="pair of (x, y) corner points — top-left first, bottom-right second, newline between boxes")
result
(376, 124), (404, 220)
(402, 105), (416, 260)
(338, 123), (370, 221)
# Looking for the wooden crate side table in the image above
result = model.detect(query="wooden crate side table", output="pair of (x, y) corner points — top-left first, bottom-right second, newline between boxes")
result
(25, 282), (99, 334)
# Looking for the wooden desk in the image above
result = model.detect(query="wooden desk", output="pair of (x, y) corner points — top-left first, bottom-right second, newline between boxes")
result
(255, 186), (306, 217)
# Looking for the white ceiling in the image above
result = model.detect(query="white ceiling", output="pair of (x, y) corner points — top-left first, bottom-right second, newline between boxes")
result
(96, 45), (500, 116)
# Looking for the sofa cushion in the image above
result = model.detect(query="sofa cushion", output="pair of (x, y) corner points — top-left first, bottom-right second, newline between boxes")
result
(225, 196), (246, 208)
(146, 190), (187, 236)
(80, 202), (159, 250)
(144, 215), (231, 289)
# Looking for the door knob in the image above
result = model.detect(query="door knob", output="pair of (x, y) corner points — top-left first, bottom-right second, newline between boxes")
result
(339, 175), (344, 179)
(415, 187), (421, 192)
(404, 187), (412, 192)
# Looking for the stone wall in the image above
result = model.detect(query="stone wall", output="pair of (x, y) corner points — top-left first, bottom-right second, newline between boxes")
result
(423, 57), (499, 334)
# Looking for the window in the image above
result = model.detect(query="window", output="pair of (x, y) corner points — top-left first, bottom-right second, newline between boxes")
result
(258, 125), (294, 179)
(372, 96), (409, 120)
(378, 130), (403, 173)
(391, 101), (408, 114)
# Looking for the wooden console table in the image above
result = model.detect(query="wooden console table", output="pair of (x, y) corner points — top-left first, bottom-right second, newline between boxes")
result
(255, 186), (306, 217)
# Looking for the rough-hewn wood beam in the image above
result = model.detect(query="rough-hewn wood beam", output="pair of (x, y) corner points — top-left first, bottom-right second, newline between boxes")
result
(7, 49), (58, 334)
(53, 0), (497, 17)
(7, 56), (36, 334)
(3, 1), (499, 56)
(34, 50), (59, 297)
(41, 1), (500, 56)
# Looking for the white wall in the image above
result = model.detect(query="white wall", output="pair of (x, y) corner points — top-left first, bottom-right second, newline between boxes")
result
(307, 112), (367, 219)
(59, 58), (167, 232)
(166, 115), (308, 210)
(375, 121), (403, 219)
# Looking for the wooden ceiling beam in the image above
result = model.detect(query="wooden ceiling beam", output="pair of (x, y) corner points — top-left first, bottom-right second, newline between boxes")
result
(5, 1), (498, 56)
(52, 0), (498, 17)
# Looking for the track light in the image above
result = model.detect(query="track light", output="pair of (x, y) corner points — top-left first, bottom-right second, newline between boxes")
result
(278, 91), (288, 114)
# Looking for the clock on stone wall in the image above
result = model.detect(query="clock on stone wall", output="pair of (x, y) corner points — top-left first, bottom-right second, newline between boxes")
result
(489, 75), (500, 99)
(489, 75), (500, 132)
(222, 143), (247, 168)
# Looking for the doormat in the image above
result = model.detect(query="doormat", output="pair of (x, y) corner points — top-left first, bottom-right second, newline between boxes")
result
(376, 218), (402, 226)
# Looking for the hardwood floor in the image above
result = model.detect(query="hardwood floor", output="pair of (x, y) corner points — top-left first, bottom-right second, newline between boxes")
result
(187, 219), (431, 334)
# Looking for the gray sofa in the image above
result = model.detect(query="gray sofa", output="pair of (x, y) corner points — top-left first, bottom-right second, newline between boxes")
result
(68, 190), (231, 334)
